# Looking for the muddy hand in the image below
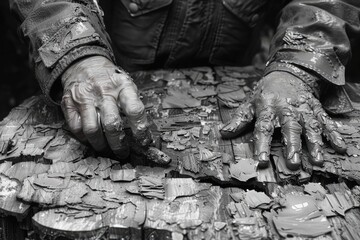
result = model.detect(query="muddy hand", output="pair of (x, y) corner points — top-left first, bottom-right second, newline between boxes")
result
(220, 71), (346, 170)
(61, 56), (152, 159)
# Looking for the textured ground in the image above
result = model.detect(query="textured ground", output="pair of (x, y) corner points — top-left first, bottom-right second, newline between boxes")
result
(1, 67), (360, 240)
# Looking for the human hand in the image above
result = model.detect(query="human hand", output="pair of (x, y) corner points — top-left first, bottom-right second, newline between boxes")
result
(60, 56), (151, 159)
(220, 71), (346, 170)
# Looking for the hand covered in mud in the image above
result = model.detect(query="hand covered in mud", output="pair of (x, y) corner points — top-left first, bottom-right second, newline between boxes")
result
(220, 71), (346, 170)
(61, 56), (163, 161)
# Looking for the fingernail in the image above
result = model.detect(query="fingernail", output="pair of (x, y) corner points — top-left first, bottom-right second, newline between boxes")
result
(286, 152), (301, 171)
(220, 129), (233, 138)
(221, 123), (232, 132)
(312, 152), (324, 167)
(334, 138), (347, 153)
(257, 152), (269, 168)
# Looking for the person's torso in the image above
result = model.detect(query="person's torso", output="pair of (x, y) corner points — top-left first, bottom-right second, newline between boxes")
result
(105, 0), (270, 71)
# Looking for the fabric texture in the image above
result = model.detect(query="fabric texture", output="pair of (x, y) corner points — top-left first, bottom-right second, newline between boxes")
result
(10, 0), (360, 112)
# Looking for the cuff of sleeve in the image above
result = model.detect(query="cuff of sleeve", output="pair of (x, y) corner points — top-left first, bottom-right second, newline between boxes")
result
(268, 45), (346, 86)
(264, 62), (354, 114)
(264, 62), (321, 98)
(35, 45), (114, 105)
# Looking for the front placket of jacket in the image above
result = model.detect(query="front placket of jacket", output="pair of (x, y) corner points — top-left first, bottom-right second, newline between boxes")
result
(164, 0), (216, 67)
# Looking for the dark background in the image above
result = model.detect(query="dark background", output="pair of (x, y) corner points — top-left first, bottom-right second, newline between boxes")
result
(0, 3), (40, 120)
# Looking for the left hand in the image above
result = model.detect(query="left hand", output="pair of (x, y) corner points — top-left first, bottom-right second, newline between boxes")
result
(220, 71), (346, 170)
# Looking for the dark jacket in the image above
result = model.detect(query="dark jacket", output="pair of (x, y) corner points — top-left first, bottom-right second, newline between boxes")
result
(9, 0), (360, 113)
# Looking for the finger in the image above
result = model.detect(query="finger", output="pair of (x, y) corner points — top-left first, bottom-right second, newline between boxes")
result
(253, 108), (276, 168)
(61, 93), (86, 141)
(309, 98), (346, 153)
(115, 72), (152, 148)
(78, 102), (107, 152)
(99, 96), (129, 159)
(298, 105), (324, 167)
(280, 108), (302, 170)
(220, 102), (255, 139)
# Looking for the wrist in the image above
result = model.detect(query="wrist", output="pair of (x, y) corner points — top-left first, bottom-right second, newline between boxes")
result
(264, 62), (321, 98)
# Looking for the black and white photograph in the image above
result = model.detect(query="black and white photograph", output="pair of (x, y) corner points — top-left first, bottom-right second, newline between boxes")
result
(1, 0), (360, 239)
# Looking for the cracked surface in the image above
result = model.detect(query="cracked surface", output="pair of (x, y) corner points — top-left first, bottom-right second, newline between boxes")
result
(0, 67), (359, 239)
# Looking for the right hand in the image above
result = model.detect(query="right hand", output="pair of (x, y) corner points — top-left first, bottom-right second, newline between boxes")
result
(60, 56), (151, 159)
(220, 72), (346, 170)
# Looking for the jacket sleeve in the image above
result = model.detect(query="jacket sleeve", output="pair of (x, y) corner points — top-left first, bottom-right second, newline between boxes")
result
(264, 0), (360, 112)
(9, 0), (115, 103)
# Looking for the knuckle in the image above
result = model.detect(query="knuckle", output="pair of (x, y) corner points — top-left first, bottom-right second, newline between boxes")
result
(118, 73), (132, 83)
(120, 80), (138, 91)
(103, 116), (122, 133)
(93, 84), (110, 97)
(256, 120), (273, 132)
(69, 124), (82, 135)
(61, 93), (73, 106)
(83, 124), (100, 136)
(308, 119), (321, 131)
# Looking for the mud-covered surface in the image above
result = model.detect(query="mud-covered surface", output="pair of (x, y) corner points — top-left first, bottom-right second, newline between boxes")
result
(1, 67), (360, 239)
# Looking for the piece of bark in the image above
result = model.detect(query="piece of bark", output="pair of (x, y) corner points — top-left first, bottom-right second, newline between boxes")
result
(153, 115), (201, 132)
(4, 162), (49, 182)
(197, 147), (222, 162)
(57, 181), (88, 205)
(74, 164), (95, 178)
(182, 153), (200, 174)
(86, 177), (113, 192)
(110, 168), (136, 182)
(96, 157), (115, 179)
(81, 191), (108, 209)
(17, 175), (88, 206)
(0, 161), (12, 173)
(243, 190), (272, 209)
(135, 166), (172, 179)
(33, 173), (69, 189)
(303, 182), (327, 200)
(189, 86), (217, 99)
(217, 89), (246, 108)
(44, 136), (86, 163)
(162, 88), (201, 109)
(21, 136), (54, 157)
(164, 178), (211, 201)
(229, 160), (257, 182)
(139, 176), (165, 200)
(317, 183), (359, 217)
(48, 161), (79, 174)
